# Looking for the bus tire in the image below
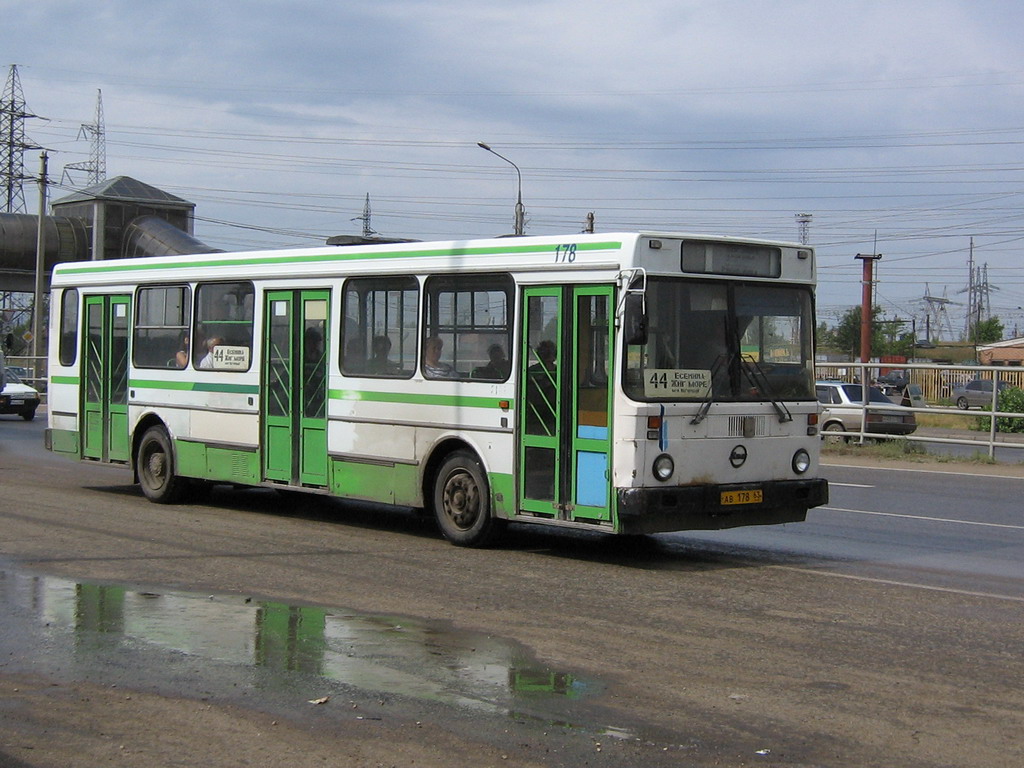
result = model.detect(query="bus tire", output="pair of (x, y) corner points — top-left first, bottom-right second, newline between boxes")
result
(136, 426), (188, 504)
(432, 451), (505, 547)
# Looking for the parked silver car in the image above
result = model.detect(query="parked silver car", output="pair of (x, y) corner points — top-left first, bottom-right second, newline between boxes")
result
(951, 378), (1011, 410)
(816, 380), (917, 442)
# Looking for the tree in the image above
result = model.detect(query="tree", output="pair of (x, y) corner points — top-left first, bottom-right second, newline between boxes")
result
(828, 305), (887, 359)
(971, 316), (1004, 345)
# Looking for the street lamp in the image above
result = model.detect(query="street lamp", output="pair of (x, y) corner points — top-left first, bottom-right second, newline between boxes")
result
(477, 142), (524, 236)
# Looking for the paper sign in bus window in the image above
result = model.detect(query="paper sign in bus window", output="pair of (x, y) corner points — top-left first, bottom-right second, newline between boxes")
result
(644, 369), (711, 398)
(209, 345), (250, 371)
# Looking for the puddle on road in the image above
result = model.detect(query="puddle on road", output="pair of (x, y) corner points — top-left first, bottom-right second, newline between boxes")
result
(0, 562), (608, 727)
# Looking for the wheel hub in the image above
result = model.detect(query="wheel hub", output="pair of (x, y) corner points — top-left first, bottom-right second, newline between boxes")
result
(147, 451), (166, 482)
(444, 474), (478, 528)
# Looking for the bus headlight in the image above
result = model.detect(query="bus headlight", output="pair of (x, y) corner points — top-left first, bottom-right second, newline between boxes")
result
(653, 453), (674, 482)
(792, 449), (811, 474)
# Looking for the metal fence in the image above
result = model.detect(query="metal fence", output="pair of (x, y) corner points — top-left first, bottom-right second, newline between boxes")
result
(815, 361), (1024, 459)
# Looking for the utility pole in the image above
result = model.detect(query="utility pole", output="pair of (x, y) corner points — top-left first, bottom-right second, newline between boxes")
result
(63, 89), (106, 186)
(964, 237), (975, 339)
(795, 213), (812, 245)
(1, 64), (41, 213)
(351, 193), (376, 238)
(31, 151), (48, 359)
(855, 253), (882, 363)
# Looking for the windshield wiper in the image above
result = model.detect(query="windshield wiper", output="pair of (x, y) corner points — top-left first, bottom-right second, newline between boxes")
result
(691, 353), (729, 425)
(738, 354), (792, 423)
(691, 352), (793, 425)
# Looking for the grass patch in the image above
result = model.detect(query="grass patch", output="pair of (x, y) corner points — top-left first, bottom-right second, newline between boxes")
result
(822, 437), (998, 464)
(915, 412), (975, 429)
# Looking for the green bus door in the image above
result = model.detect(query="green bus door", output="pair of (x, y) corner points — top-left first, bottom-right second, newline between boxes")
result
(81, 294), (131, 463)
(263, 290), (330, 487)
(519, 286), (614, 523)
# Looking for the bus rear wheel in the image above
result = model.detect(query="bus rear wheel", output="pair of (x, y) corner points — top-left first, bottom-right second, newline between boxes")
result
(137, 426), (188, 504)
(432, 451), (504, 547)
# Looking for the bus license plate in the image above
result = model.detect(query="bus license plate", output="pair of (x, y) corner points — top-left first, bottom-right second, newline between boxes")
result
(721, 489), (762, 505)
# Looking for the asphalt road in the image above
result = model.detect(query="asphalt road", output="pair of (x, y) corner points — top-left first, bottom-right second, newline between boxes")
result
(1, 415), (1021, 767)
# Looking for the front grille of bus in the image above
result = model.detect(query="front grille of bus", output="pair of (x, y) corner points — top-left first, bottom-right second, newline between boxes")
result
(725, 415), (767, 438)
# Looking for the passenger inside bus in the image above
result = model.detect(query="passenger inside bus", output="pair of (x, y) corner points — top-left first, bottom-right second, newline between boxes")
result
(473, 343), (510, 380)
(525, 340), (557, 434)
(174, 332), (189, 368)
(423, 336), (454, 378)
(368, 335), (398, 374)
(198, 336), (223, 369)
(343, 337), (366, 374)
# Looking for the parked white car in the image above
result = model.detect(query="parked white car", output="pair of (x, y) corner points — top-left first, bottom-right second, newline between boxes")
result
(0, 369), (41, 421)
(816, 380), (917, 443)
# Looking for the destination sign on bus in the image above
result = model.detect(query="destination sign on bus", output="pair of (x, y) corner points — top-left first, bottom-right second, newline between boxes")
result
(681, 240), (781, 278)
(644, 369), (712, 398)
(208, 345), (250, 371)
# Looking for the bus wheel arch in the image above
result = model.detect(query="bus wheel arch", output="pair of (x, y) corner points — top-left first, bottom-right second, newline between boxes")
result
(427, 443), (505, 547)
(134, 421), (189, 504)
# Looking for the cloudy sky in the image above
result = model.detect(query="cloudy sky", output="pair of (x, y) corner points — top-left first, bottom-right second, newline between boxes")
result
(7, 0), (1024, 336)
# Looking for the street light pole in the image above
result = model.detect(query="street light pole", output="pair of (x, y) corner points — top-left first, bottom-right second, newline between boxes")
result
(477, 142), (524, 236)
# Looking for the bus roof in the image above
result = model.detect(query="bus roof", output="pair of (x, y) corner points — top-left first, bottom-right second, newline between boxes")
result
(49, 231), (813, 287)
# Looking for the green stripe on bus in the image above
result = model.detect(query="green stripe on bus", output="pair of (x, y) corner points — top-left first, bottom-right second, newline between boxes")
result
(56, 241), (623, 276)
(330, 389), (509, 409)
(51, 375), (80, 385)
(130, 379), (260, 395)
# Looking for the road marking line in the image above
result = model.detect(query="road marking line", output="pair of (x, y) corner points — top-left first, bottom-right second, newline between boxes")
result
(822, 462), (1024, 480)
(773, 565), (1024, 603)
(829, 482), (874, 488)
(822, 505), (1024, 530)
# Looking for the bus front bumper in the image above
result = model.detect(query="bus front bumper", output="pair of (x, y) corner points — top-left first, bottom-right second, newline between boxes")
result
(617, 478), (828, 535)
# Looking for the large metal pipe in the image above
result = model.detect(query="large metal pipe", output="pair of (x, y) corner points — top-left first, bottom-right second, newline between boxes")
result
(0, 213), (89, 291)
(122, 215), (221, 257)
(1, 212), (218, 292)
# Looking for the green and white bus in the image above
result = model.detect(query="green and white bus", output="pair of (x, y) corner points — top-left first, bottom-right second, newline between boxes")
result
(46, 232), (828, 546)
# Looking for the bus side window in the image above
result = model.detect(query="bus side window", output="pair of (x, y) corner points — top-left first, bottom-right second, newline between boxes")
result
(133, 285), (190, 370)
(193, 281), (254, 371)
(422, 273), (513, 382)
(59, 288), (79, 366)
(340, 276), (418, 378)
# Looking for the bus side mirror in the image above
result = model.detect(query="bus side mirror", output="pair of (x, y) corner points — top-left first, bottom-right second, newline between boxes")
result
(623, 293), (648, 346)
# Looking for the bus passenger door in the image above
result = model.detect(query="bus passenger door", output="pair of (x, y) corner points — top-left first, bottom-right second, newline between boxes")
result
(518, 286), (614, 523)
(81, 294), (131, 463)
(570, 287), (614, 522)
(263, 290), (330, 487)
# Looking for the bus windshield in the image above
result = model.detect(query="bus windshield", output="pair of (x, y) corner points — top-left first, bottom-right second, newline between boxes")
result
(624, 279), (815, 402)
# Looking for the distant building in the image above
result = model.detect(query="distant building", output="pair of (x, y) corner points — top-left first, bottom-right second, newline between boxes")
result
(978, 337), (1024, 366)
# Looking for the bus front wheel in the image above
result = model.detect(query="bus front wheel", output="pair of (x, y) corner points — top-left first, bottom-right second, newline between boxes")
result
(137, 426), (188, 504)
(432, 451), (504, 547)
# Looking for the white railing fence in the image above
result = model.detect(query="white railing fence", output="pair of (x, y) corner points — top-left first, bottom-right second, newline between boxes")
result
(815, 361), (1024, 459)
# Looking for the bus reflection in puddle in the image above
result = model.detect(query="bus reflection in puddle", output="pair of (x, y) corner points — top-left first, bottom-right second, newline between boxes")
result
(0, 565), (600, 716)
